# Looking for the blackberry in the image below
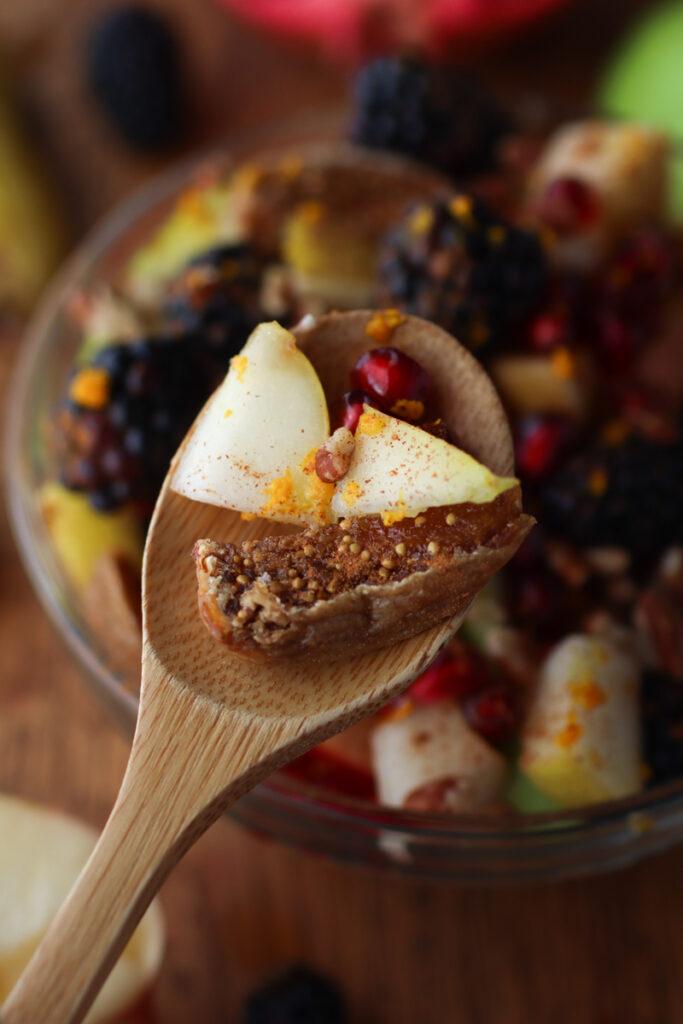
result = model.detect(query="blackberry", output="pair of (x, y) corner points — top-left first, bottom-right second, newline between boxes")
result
(163, 243), (269, 368)
(86, 5), (184, 150)
(642, 669), (683, 785)
(540, 435), (683, 565)
(351, 57), (509, 178)
(244, 965), (346, 1024)
(380, 195), (547, 351)
(58, 334), (215, 514)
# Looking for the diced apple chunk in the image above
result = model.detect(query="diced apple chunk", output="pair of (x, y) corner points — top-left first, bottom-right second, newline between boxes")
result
(372, 702), (508, 811)
(520, 633), (642, 807)
(529, 120), (669, 261)
(491, 352), (592, 418)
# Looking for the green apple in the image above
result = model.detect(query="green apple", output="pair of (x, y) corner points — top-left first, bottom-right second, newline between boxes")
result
(599, 0), (683, 220)
(491, 353), (592, 419)
(331, 406), (517, 522)
(172, 321), (332, 525)
(520, 634), (642, 807)
(41, 483), (143, 590)
(0, 793), (163, 1022)
(372, 702), (507, 810)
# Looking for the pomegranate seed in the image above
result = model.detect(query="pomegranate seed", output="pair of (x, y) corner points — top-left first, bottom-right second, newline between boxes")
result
(336, 389), (378, 433)
(409, 645), (487, 704)
(351, 347), (432, 418)
(515, 416), (570, 479)
(538, 177), (600, 234)
(527, 311), (569, 353)
(464, 684), (517, 745)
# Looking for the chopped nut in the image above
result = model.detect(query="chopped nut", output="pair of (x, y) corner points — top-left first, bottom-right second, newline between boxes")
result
(415, 516), (426, 527)
(427, 541), (440, 555)
(395, 542), (407, 557)
(342, 535), (352, 546)
(349, 542), (361, 555)
(381, 558), (395, 570)
(360, 549), (370, 561)
(314, 427), (355, 483)
(303, 544), (314, 557)
(236, 574), (249, 585)
(445, 513), (456, 526)
(291, 577), (303, 590)
(288, 568), (298, 578)
(379, 567), (390, 579)
(339, 518), (352, 530)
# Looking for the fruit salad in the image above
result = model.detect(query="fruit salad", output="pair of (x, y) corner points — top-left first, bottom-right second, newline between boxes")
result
(172, 315), (530, 660)
(44, 58), (683, 819)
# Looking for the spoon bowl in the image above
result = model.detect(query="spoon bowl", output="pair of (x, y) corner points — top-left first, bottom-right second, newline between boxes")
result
(4, 312), (515, 1024)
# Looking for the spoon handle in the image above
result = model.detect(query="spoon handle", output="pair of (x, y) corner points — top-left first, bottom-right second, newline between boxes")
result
(2, 661), (298, 1024)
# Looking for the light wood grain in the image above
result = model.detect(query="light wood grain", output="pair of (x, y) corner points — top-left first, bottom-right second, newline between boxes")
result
(3, 311), (517, 1022)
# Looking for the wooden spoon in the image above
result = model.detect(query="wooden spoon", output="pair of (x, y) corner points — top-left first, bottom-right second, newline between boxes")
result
(3, 312), (514, 1024)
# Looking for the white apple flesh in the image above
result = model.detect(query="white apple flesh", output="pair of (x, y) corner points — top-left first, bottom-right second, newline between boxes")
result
(372, 702), (507, 810)
(0, 794), (164, 1023)
(520, 633), (642, 807)
(172, 321), (332, 525)
(331, 407), (517, 522)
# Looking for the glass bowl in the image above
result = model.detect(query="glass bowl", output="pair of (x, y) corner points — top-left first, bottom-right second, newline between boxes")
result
(8, 129), (683, 885)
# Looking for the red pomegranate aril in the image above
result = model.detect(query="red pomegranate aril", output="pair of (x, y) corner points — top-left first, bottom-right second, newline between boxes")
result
(351, 347), (432, 418)
(336, 389), (377, 433)
(409, 645), (487, 704)
(538, 177), (600, 234)
(464, 684), (517, 745)
(527, 311), (569, 353)
(515, 416), (569, 479)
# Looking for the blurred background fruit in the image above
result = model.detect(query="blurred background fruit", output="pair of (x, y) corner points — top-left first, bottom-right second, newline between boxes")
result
(0, 67), (67, 312)
(219, 0), (573, 60)
(0, 793), (164, 1023)
(599, 0), (683, 220)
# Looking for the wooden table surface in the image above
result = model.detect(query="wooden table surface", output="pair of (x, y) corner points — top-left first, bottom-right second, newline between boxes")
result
(2, 2), (682, 1021)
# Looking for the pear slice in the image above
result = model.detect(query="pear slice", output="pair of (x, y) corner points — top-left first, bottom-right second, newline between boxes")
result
(331, 407), (517, 523)
(0, 794), (164, 1022)
(172, 321), (333, 525)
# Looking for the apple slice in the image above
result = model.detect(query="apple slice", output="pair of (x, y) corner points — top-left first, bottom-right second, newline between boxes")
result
(0, 794), (164, 1023)
(331, 406), (517, 522)
(172, 321), (333, 525)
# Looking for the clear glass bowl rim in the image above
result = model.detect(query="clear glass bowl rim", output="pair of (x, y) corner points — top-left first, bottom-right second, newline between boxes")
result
(7, 125), (683, 882)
